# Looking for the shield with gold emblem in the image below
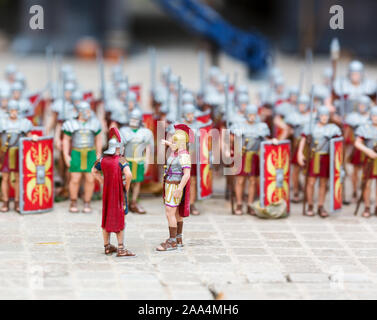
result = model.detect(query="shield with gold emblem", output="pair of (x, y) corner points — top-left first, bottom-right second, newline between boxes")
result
(196, 121), (213, 200)
(19, 137), (54, 214)
(330, 137), (344, 213)
(259, 140), (291, 212)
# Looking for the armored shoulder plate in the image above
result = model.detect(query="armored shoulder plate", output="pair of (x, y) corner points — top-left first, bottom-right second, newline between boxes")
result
(324, 123), (341, 138)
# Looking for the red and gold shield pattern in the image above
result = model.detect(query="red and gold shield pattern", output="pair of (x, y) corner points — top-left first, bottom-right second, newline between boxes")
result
(330, 137), (343, 213)
(30, 126), (45, 137)
(260, 141), (290, 212)
(197, 122), (213, 200)
(19, 137), (54, 214)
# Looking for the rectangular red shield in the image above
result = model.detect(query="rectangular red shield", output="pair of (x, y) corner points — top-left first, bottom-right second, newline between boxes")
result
(142, 113), (159, 183)
(19, 137), (54, 214)
(330, 137), (344, 213)
(196, 121), (213, 200)
(259, 140), (291, 212)
(28, 93), (46, 126)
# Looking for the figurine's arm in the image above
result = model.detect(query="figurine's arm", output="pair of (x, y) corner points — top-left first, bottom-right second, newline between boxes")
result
(95, 132), (102, 159)
(354, 137), (377, 159)
(91, 166), (104, 185)
(297, 135), (307, 167)
(62, 134), (72, 167)
(123, 165), (132, 192)
(46, 112), (57, 136)
(54, 122), (63, 151)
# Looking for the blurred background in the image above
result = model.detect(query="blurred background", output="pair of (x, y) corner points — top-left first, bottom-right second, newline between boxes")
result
(0, 0), (375, 70)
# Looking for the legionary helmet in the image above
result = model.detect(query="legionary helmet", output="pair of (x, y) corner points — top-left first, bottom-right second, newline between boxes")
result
(358, 95), (371, 109)
(64, 82), (75, 92)
(298, 94), (310, 107)
(348, 60), (364, 74)
(370, 106), (377, 117)
(76, 101), (91, 114)
(72, 90), (83, 102)
(5, 64), (17, 76)
(129, 108), (143, 122)
(8, 99), (19, 111)
(238, 93), (249, 105)
(182, 103), (196, 121)
(182, 92), (195, 105)
(127, 91), (137, 103)
(245, 104), (258, 116)
(0, 88), (10, 99)
(11, 81), (23, 93)
(317, 105), (330, 116)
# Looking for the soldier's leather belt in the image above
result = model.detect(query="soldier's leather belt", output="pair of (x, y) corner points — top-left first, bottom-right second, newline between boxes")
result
(165, 180), (180, 185)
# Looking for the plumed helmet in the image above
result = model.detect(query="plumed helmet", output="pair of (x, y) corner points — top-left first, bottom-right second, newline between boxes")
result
(127, 91), (137, 103)
(104, 127), (123, 155)
(358, 95), (371, 108)
(129, 108), (143, 121)
(238, 93), (249, 105)
(348, 60), (364, 73)
(72, 90), (83, 101)
(64, 82), (75, 92)
(5, 64), (17, 75)
(245, 104), (258, 116)
(8, 99), (19, 111)
(298, 94), (310, 106)
(11, 81), (23, 92)
(370, 106), (377, 117)
(76, 101), (91, 113)
(117, 81), (128, 93)
(182, 92), (195, 104)
(317, 105), (330, 116)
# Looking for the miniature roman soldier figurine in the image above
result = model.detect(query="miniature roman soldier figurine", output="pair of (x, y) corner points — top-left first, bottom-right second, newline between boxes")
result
(92, 127), (135, 257)
(354, 106), (377, 218)
(157, 124), (191, 251)
(345, 95), (371, 202)
(119, 108), (153, 214)
(298, 106), (342, 217)
(62, 101), (102, 213)
(0, 100), (37, 212)
(230, 104), (271, 215)
(285, 94), (311, 202)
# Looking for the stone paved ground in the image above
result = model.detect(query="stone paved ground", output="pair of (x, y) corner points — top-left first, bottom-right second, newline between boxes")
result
(2, 179), (377, 300)
(0, 48), (377, 299)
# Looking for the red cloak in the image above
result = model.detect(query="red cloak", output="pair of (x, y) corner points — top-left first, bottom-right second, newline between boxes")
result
(101, 155), (125, 232)
(179, 178), (190, 217)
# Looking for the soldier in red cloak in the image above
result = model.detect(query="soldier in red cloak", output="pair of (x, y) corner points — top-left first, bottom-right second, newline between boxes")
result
(92, 127), (135, 257)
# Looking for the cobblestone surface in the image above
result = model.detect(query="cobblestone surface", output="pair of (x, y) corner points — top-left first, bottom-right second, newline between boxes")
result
(0, 194), (377, 300)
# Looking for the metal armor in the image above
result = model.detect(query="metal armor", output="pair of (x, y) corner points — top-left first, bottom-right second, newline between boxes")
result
(165, 152), (190, 182)
(303, 123), (342, 153)
(285, 112), (311, 138)
(120, 126), (153, 160)
(345, 112), (370, 130)
(62, 117), (101, 149)
(355, 124), (377, 150)
(51, 99), (77, 121)
(231, 122), (270, 152)
(0, 117), (32, 147)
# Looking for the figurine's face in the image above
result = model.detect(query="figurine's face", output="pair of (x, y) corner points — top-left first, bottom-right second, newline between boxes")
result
(298, 103), (307, 113)
(128, 101), (134, 111)
(349, 71), (362, 85)
(64, 91), (72, 101)
(1, 98), (8, 108)
(185, 112), (195, 123)
(115, 147), (121, 156)
(319, 114), (329, 124)
(119, 91), (127, 100)
(12, 90), (21, 100)
(240, 103), (247, 113)
(358, 103), (368, 114)
(247, 113), (256, 123)
(276, 84), (284, 94)
(9, 109), (18, 119)
(129, 118), (140, 128)
(372, 115), (377, 126)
